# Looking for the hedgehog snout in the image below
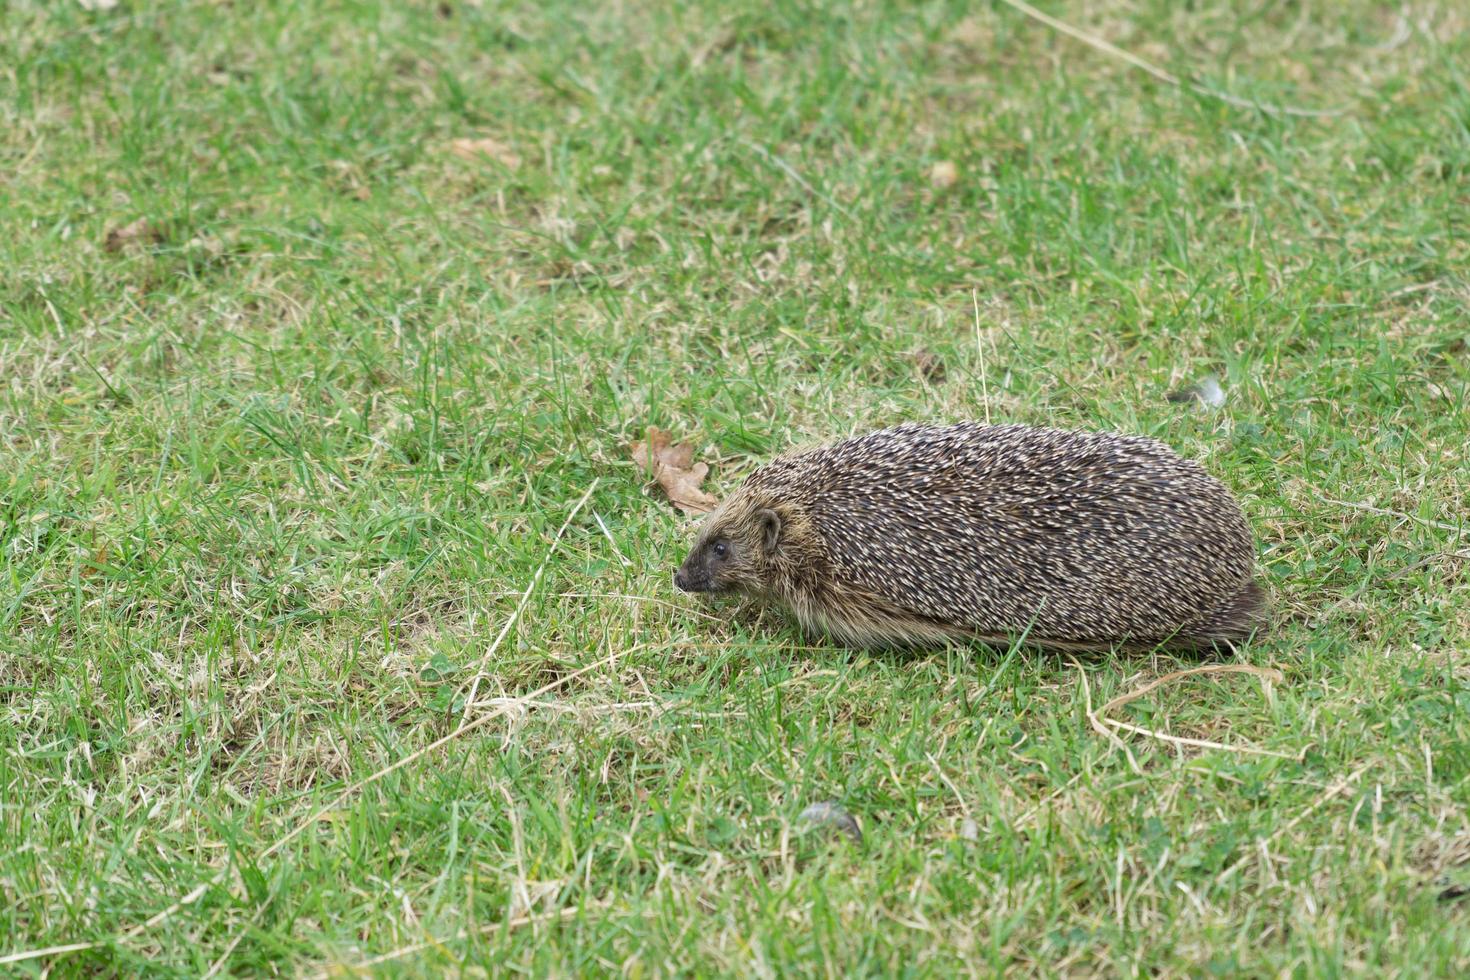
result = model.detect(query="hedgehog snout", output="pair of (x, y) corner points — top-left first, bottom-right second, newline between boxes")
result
(673, 560), (707, 593)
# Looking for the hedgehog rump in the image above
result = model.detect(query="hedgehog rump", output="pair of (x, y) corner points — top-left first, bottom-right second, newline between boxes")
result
(675, 422), (1269, 653)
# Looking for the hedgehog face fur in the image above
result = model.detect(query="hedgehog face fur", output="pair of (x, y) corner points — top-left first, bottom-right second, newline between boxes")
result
(673, 494), (784, 595)
(673, 421), (1268, 653)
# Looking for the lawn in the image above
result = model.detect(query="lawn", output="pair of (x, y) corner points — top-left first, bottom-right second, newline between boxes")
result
(2, 0), (1468, 975)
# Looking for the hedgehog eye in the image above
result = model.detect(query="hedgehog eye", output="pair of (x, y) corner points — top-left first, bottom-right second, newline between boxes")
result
(711, 540), (729, 559)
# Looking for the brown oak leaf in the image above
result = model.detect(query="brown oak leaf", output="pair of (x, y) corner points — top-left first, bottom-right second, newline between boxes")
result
(631, 428), (717, 515)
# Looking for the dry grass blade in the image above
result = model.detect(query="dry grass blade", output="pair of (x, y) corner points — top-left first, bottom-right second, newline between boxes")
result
(593, 510), (634, 567)
(1097, 663), (1285, 717)
(996, 0), (1347, 118)
(1074, 661), (1142, 775)
(461, 480), (600, 722)
(1320, 496), (1468, 538)
(972, 289), (992, 426)
(1100, 717), (1303, 760)
(312, 903), (609, 977)
(0, 943), (96, 968)
(120, 883), (213, 942)
(1090, 664), (1297, 760)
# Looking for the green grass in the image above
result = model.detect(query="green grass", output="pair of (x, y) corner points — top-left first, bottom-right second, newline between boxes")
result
(3, 0), (1469, 974)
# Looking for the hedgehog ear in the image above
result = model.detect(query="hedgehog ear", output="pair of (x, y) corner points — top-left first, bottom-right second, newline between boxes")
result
(756, 508), (782, 552)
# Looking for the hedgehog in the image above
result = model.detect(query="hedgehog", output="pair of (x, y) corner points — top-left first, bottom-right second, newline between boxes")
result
(673, 422), (1267, 652)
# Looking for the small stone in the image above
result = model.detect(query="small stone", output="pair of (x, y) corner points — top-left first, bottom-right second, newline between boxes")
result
(929, 160), (959, 190)
(959, 817), (979, 841)
(798, 801), (862, 844)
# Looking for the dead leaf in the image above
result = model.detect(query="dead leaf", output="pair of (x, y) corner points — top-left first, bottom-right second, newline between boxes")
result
(631, 428), (717, 515)
(81, 541), (109, 577)
(913, 349), (947, 382)
(929, 160), (959, 190)
(448, 137), (521, 169)
(104, 218), (161, 253)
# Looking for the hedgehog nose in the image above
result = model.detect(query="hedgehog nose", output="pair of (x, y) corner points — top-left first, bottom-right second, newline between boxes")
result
(674, 569), (690, 592)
